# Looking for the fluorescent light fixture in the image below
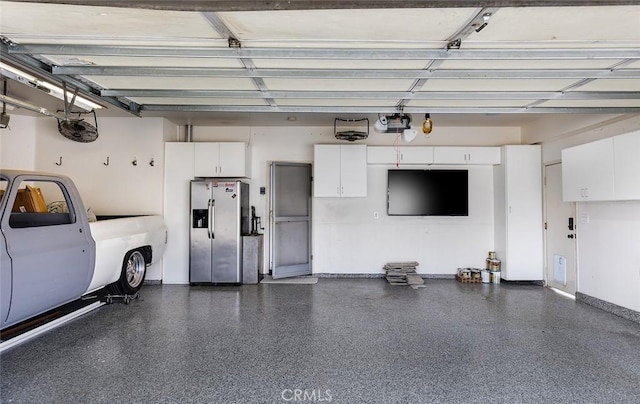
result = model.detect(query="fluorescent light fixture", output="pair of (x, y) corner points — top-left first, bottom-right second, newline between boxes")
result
(0, 62), (102, 111)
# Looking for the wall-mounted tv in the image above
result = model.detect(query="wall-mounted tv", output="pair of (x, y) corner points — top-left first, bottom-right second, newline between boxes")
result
(387, 169), (468, 216)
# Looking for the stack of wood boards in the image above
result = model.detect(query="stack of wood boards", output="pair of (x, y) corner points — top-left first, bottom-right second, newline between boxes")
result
(383, 262), (425, 289)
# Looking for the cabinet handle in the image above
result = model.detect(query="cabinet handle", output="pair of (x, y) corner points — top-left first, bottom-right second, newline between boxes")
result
(219, 165), (222, 174)
(400, 153), (404, 161)
(341, 186), (344, 195)
(337, 187), (340, 196)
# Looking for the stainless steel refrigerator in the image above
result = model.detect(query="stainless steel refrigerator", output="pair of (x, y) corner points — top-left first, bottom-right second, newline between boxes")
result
(190, 179), (249, 284)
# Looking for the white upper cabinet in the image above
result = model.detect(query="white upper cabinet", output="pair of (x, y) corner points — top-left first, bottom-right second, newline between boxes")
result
(314, 144), (367, 197)
(432, 147), (501, 165)
(194, 142), (250, 178)
(562, 138), (615, 202)
(367, 146), (433, 165)
(613, 130), (640, 200)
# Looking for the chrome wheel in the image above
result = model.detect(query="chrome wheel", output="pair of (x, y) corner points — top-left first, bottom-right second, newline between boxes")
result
(125, 250), (146, 289)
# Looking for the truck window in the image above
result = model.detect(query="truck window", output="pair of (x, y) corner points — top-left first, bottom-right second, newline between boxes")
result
(9, 180), (75, 228)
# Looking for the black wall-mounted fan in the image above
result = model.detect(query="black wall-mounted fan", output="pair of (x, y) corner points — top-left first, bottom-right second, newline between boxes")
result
(56, 82), (98, 142)
(57, 113), (98, 142)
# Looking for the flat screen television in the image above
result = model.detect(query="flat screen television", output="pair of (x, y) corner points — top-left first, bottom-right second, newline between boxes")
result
(387, 169), (468, 216)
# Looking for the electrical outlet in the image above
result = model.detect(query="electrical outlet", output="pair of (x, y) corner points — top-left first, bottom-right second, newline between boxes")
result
(579, 214), (590, 224)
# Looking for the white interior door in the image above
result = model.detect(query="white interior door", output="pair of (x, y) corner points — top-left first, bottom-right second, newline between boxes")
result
(545, 163), (577, 295)
(270, 163), (312, 279)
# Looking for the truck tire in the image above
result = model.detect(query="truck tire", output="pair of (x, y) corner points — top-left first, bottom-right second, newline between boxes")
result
(107, 249), (147, 295)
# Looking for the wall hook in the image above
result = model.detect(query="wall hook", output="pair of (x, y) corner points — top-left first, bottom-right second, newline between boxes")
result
(103, 156), (110, 166)
(149, 158), (155, 167)
(132, 158), (137, 166)
(55, 156), (63, 166)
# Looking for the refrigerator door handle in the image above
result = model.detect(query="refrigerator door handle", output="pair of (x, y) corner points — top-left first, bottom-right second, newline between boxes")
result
(210, 199), (216, 239)
(207, 198), (213, 239)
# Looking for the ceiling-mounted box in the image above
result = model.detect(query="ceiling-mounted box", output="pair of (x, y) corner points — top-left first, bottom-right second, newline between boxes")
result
(334, 118), (369, 142)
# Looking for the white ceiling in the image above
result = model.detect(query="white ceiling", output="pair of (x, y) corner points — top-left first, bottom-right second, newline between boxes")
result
(1, 1), (639, 127)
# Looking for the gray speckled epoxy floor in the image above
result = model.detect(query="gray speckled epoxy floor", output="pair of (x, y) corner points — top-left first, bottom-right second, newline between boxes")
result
(1, 279), (640, 404)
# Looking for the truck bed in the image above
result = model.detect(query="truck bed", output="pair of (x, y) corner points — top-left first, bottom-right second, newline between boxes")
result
(85, 215), (167, 293)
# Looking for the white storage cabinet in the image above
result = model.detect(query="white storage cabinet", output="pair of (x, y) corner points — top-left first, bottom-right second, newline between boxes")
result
(194, 142), (250, 178)
(314, 144), (367, 197)
(367, 146), (433, 165)
(494, 145), (544, 281)
(433, 146), (500, 165)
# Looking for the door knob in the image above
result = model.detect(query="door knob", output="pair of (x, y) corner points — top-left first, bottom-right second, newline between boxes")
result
(567, 234), (575, 239)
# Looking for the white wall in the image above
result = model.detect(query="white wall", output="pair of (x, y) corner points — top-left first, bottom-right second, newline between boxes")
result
(33, 117), (168, 216)
(0, 115), (37, 170)
(524, 113), (640, 312)
(192, 125), (520, 275)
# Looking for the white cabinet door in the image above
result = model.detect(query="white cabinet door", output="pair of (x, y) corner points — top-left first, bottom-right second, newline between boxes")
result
(194, 142), (249, 177)
(194, 143), (220, 177)
(367, 146), (396, 164)
(314, 145), (367, 197)
(503, 146), (543, 280)
(467, 147), (501, 165)
(614, 130), (640, 200)
(433, 147), (500, 165)
(219, 142), (248, 177)
(494, 145), (543, 281)
(367, 146), (433, 165)
(314, 145), (341, 197)
(562, 138), (615, 201)
(433, 147), (467, 164)
(398, 147), (434, 164)
(340, 145), (367, 197)
(561, 146), (584, 202)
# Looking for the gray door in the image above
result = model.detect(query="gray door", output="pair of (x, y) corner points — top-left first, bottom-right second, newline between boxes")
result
(2, 178), (93, 327)
(270, 163), (312, 279)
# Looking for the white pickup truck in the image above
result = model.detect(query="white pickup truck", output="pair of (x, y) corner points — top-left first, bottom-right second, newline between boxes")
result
(0, 170), (167, 330)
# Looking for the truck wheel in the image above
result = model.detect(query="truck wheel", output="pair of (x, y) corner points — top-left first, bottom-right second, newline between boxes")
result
(107, 249), (147, 295)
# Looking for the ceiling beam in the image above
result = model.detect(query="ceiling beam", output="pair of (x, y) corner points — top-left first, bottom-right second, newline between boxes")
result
(140, 104), (640, 114)
(11, 44), (640, 60)
(200, 12), (277, 108)
(53, 66), (640, 79)
(8, 1), (640, 11)
(100, 89), (640, 100)
(0, 51), (138, 115)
